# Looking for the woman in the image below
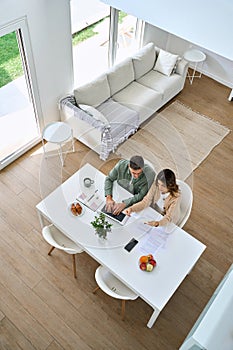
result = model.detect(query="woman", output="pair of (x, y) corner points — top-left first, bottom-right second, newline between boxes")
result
(125, 169), (181, 227)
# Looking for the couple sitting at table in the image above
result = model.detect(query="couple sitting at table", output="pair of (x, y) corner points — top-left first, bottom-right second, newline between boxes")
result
(104, 155), (181, 227)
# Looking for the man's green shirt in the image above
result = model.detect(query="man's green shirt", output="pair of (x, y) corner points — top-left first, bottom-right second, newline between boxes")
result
(104, 159), (155, 207)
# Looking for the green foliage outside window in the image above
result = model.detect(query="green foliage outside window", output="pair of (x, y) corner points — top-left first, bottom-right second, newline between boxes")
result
(0, 32), (23, 88)
(0, 11), (127, 88)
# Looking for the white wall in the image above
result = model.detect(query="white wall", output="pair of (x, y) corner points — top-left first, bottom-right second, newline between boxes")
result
(0, 0), (74, 128)
(101, 0), (233, 91)
(100, 0), (233, 61)
(144, 24), (233, 90)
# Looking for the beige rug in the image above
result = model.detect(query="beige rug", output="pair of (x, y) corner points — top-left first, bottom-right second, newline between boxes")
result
(116, 101), (230, 180)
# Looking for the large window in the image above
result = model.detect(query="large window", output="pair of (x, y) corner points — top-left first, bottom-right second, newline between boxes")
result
(0, 21), (40, 170)
(71, 0), (110, 86)
(70, 1), (144, 86)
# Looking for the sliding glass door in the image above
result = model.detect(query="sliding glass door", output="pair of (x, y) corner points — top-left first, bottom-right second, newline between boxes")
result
(0, 22), (40, 170)
(70, 1), (144, 86)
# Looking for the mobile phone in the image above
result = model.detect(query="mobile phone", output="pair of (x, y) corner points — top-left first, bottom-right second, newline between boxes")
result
(124, 238), (138, 252)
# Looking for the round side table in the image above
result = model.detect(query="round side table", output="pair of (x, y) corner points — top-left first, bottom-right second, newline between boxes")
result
(183, 49), (206, 85)
(42, 122), (75, 166)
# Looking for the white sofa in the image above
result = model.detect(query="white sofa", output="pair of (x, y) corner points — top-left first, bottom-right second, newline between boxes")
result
(59, 42), (188, 160)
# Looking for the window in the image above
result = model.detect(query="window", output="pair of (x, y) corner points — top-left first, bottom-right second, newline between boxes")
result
(70, 1), (144, 86)
(0, 20), (40, 170)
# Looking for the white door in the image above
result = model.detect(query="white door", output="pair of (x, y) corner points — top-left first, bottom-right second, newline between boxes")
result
(0, 22), (40, 170)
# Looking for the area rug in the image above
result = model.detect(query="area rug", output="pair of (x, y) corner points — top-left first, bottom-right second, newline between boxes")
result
(116, 101), (230, 180)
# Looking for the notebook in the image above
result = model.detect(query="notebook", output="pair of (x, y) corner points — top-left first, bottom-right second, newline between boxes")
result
(77, 190), (104, 211)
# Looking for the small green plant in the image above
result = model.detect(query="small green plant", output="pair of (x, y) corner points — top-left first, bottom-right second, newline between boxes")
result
(91, 212), (112, 239)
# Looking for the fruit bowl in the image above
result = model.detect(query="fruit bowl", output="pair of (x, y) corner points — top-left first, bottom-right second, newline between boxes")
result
(139, 254), (156, 272)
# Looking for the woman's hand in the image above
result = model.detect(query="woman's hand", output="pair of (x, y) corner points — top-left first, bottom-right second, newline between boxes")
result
(124, 207), (132, 216)
(144, 221), (159, 227)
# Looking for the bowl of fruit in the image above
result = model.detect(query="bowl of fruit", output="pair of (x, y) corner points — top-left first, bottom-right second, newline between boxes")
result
(139, 254), (156, 272)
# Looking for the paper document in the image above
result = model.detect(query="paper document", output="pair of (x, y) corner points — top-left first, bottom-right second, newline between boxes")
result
(139, 227), (170, 255)
(77, 190), (104, 211)
(127, 218), (153, 237)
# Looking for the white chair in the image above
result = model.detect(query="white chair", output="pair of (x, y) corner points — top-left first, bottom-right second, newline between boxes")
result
(42, 224), (83, 278)
(176, 180), (193, 228)
(93, 265), (138, 320)
(144, 159), (155, 172)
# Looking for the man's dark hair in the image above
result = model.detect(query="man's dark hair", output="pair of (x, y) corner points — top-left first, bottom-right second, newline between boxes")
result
(129, 155), (144, 170)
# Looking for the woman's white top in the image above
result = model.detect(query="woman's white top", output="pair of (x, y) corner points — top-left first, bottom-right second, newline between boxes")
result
(156, 192), (170, 212)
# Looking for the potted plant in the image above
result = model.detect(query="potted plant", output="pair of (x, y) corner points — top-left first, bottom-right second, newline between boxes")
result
(91, 212), (112, 240)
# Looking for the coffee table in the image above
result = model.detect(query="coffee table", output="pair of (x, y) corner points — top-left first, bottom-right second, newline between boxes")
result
(42, 121), (75, 166)
(36, 163), (206, 328)
(183, 49), (206, 85)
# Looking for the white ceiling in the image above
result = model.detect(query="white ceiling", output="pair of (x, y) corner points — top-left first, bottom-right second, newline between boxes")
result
(100, 0), (233, 60)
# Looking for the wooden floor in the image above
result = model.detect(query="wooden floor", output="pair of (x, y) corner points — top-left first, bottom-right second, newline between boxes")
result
(0, 75), (232, 350)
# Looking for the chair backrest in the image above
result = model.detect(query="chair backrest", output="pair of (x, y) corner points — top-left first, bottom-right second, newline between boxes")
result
(144, 159), (155, 172)
(176, 180), (193, 228)
(95, 266), (138, 300)
(42, 224), (83, 254)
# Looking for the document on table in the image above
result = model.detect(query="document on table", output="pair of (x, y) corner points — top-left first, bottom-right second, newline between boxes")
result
(139, 226), (170, 255)
(127, 215), (153, 237)
(77, 190), (104, 211)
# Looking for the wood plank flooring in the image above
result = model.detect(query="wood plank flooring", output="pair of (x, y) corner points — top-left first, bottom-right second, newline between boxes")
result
(0, 75), (232, 349)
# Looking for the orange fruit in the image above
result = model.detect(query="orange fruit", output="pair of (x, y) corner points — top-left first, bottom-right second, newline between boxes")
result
(139, 255), (149, 263)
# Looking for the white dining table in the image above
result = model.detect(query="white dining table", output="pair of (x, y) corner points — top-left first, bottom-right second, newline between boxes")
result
(36, 163), (206, 328)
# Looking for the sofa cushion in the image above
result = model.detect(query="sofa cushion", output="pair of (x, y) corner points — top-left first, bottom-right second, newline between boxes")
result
(97, 99), (139, 131)
(175, 58), (189, 76)
(112, 81), (162, 124)
(137, 70), (184, 101)
(153, 49), (178, 76)
(107, 58), (135, 96)
(74, 74), (110, 107)
(132, 42), (156, 80)
(97, 98), (139, 160)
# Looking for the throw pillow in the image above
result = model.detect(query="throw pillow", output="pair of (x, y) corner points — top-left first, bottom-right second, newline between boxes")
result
(153, 49), (178, 76)
(79, 104), (109, 124)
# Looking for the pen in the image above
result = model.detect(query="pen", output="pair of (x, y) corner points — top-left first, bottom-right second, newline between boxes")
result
(87, 189), (98, 202)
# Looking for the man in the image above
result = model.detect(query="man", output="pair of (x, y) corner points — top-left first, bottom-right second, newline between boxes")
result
(104, 155), (155, 215)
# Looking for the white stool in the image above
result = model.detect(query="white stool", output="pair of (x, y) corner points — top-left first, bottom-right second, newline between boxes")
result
(42, 122), (75, 166)
(183, 49), (206, 85)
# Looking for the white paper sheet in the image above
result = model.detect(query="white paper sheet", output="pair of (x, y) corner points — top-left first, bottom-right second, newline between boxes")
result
(139, 226), (171, 255)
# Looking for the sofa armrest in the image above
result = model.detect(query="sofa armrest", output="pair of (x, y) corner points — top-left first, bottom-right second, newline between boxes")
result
(175, 58), (189, 76)
(59, 96), (109, 130)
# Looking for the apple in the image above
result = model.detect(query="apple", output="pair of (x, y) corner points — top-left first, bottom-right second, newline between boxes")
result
(146, 263), (154, 272)
(140, 262), (147, 270)
(147, 254), (154, 260)
(149, 259), (156, 267)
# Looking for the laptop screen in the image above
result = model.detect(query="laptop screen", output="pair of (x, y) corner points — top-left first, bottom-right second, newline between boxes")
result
(100, 205), (128, 225)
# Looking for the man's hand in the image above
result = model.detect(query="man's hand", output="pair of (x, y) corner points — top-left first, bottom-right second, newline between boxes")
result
(112, 202), (126, 215)
(124, 207), (132, 216)
(144, 221), (159, 227)
(105, 195), (115, 212)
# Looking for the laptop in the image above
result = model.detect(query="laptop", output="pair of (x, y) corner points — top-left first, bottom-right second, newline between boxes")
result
(100, 204), (129, 226)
